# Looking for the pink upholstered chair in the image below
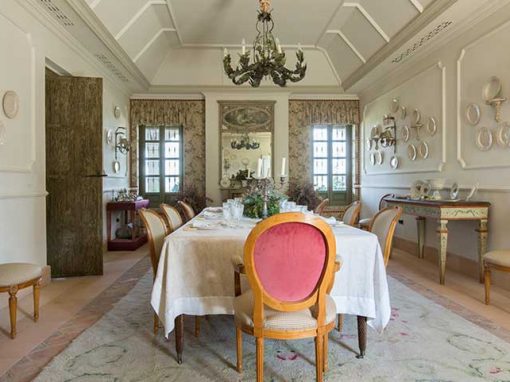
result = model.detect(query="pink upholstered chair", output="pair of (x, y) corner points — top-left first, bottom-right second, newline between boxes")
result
(177, 200), (195, 221)
(342, 201), (361, 226)
(233, 212), (339, 382)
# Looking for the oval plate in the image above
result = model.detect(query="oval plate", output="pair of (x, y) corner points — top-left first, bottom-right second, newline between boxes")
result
(427, 117), (437, 136)
(466, 103), (481, 126)
(2, 91), (19, 119)
(408, 144), (417, 161)
(418, 141), (429, 159)
(476, 126), (493, 151)
(390, 155), (399, 169)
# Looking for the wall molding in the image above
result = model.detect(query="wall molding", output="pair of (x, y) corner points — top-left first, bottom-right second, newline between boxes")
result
(362, 62), (446, 176)
(0, 191), (48, 200)
(289, 93), (358, 100)
(130, 93), (205, 100)
(456, 17), (510, 170)
(361, 184), (510, 193)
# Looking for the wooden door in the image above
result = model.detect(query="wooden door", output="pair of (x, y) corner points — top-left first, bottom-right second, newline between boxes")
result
(46, 75), (103, 277)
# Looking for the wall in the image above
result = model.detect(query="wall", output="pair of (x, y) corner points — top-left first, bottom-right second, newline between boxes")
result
(360, 4), (510, 288)
(0, 0), (130, 268)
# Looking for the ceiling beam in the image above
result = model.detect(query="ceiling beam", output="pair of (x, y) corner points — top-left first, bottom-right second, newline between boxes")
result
(165, 0), (184, 46)
(315, 46), (343, 87)
(343, 2), (390, 43)
(115, 1), (167, 40)
(408, 0), (425, 13)
(327, 30), (366, 63)
(342, 0), (457, 90)
(89, 0), (103, 9)
(134, 28), (176, 62)
(315, 0), (346, 46)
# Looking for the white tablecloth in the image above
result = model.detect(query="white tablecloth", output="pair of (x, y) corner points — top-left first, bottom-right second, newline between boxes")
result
(151, 211), (391, 336)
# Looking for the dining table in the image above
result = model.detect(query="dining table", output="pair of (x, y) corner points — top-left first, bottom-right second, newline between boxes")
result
(151, 208), (391, 363)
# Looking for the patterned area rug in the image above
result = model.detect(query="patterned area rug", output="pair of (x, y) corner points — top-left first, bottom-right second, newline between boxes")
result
(34, 272), (510, 381)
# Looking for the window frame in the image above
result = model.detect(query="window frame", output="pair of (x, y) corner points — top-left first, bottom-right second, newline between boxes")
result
(138, 125), (184, 204)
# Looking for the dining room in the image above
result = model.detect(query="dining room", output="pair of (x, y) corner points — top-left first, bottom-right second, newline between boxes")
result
(1, 0), (510, 381)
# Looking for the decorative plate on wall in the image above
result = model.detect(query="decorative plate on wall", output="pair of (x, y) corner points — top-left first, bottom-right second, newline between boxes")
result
(113, 160), (121, 174)
(106, 129), (114, 146)
(483, 76), (502, 101)
(375, 151), (383, 165)
(391, 98), (400, 113)
(366, 138), (373, 151)
(476, 126), (493, 151)
(418, 141), (429, 159)
(407, 144), (417, 161)
(114, 106), (121, 119)
(369, 152), (376, 166)
(400, 105), (407, 120)
(402, 125), (410, 142)
(466, 103), (481, 126)
(496, 122), (510, 147)
(412, 109), (421, 125)
(427, 117), (437, 136)
(220, 176), (231, 188)
(2, 91), (19, 119)
(390, 155), (399, 169)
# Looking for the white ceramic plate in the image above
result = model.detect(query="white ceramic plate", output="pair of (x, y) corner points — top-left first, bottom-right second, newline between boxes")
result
(476, 126), (493, 151)
(408, 144), (417, 161)
(2, 91), (19, 119)
(390, 155), (399, 169)
(400, 105), (407, 120)
(366, 138), (373, 151)
(106, 129), (114, 146)
(220, 177), (231, 188)
(496, 122), (510, 147)
(402, 125), (410, 142)
(0, 119), (5, 145)
(376, 151), (383, 165)
(391, 98), (400, 113)
(114, 106), (121, 119)
(427, 117), (437, 136)
(466, 103), (481, 126)
(369, 152), (376, 166)
(412, 109), (421, 125)
(483, 76), (502, 101)
(418, 141), (429, 159)
(113, 160), (120, 173)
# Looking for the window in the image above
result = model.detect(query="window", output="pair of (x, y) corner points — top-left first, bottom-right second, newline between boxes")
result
(139, 125), (183, 204)
(312, 124), (354, 205)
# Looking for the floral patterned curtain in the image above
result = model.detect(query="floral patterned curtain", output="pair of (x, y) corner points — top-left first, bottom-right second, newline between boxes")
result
(288, 100), (360, 186)
(129, 99), (206, 194)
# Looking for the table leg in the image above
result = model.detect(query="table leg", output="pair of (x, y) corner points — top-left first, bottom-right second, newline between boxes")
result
(477, 219), (488, 283)
(175, 315), (184, 364)
(437, 219), (448, 285)
(416, 217), (426, 259)
(356, 316), (367, 359)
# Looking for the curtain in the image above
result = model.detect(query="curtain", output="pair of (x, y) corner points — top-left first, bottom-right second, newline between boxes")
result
(129, 99), (206, 194)
(288, 100), (360, 186)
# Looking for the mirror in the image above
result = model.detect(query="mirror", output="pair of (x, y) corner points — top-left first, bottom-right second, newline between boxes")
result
(219, 101), (274, 186)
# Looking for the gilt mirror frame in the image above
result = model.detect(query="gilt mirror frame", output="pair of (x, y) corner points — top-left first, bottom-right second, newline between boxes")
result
(218, 100), (275, 184)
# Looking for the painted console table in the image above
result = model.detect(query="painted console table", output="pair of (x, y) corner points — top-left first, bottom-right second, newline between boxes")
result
(384, 198), (490, 285)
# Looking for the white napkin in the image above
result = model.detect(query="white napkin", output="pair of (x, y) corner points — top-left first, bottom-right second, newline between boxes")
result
(191, 220), (217, 230)
(203, 211), (222, 219)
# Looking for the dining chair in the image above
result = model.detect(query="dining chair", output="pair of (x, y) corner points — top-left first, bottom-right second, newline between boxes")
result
(484, 251), (510, 305)
(342, 201), (361, 226)
(160, 203), (184, 232)
(233, 212), (339, 382)
(178, 200), (196, 221)
(359, 193), (395, 230)
(139, 208), (200, 337)
(314, 198), (329, 216)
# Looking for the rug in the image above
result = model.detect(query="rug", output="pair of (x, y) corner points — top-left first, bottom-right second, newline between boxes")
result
(34, 272), (510, 381)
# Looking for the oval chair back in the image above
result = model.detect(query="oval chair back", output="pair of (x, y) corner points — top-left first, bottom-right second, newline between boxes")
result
(178, 200), (196, 221)
(314, 198), (329, 216)
(243, 212), (336, 329)
(378, 193), (395, 211)
(160, 203), (184, 232)
(369, 206), (403, 267)
(139, 209), (169, 275)
(342, 201), (361, 226)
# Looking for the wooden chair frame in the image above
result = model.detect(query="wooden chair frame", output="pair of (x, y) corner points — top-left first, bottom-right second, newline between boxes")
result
(368, 206), (403, 267)
(314, 198), (329, 216)
(160, 203), (183, 232)
(0, 276), (41, 339)
(359, 193), (395, 230)
(343, 201), (361, 226)
(177, 200), (195, 221)
(484, 261), (510, 305)
(235, 212), (338, 382)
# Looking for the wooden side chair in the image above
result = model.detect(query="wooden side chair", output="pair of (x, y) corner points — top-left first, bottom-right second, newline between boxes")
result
(484, 251), (510, 305)
(0, 263), (42, 339)
(359, 193), (395, 230)
(139, 209), (200, 338)
(177, 200), (196, 221)
(160, 203), (184, 232)
(342, 201), (361, 226)
(314, 198), (329, 216)
(233, 212), (339, 382)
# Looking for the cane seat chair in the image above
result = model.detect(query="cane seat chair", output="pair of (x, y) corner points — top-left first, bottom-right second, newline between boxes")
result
(314, 198), (329, 216)
(233, 212), (339, 382)
(484, 251), (510, 305)
(177, 200), (195, 221)
(160, 203), (184, 232)
(359, 193), (395, 231)
(342, 201), (361, 226)
(0, 263), (42, 339)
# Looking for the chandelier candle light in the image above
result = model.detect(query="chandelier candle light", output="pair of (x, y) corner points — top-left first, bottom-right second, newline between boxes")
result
(223, 0), (307, 87)
(253, 157), (287, 218)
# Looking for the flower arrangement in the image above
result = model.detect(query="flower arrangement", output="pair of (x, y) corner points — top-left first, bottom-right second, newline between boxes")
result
(286, 181), (322, 211)
(243, 189), (285, 218)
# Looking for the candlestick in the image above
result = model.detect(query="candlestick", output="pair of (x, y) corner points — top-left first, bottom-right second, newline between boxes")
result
(276, 38), (282, 54)
(256, 158), (262, 178)
(281, 157), (286, 177)
(224, 48), (228, 57)
(242, 39), (246, 55)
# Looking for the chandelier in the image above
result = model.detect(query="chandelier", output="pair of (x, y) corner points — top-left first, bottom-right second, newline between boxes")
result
(230, 132), (260, 150)
(223, 0), (307, 87)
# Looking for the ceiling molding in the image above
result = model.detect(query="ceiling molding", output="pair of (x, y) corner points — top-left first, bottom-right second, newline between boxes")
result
(131, 93), (205, 100)
(327, 30), (366, 63)
(67, 0), (151, 89)
(89, 0), (103, 9)
(148, 85), (346, 94)
(315, 0), (347, 46)
(289, 93), (359, 100)
(133, 28), (176, 62)
(165, 0), (184, 46)
(408, 0), (424, 13)
(343, 2), (390, 42)
(315, 46), (343, 87)
(342, 0), (457, 90)
(115, 0), (167, 40)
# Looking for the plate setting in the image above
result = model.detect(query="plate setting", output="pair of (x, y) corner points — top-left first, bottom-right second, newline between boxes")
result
(2, 91), (19, 119)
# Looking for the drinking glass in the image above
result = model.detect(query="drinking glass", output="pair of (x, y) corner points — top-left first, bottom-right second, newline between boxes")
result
(223, 202), (233, 221)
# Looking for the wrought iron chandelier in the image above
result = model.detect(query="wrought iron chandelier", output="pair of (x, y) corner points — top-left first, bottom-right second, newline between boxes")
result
(223, 0), (307, 87)
(230, 132), (260, 150)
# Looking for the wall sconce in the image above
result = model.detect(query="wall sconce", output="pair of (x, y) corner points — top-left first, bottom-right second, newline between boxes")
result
(370, 116), (397, 153)
(115, 127), (130, 160)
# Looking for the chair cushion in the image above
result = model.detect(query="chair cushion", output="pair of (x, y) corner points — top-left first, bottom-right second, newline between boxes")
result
(234, 290), (336, 331)
(484, 251), (510, 268)
(359, 218), (372, 227)
(0, 263), (42, 287)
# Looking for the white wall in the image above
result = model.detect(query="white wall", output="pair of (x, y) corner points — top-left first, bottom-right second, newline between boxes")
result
(0, 0), (130, 266)
(204, 92), (290, 204)
(360, 4), (510, 278)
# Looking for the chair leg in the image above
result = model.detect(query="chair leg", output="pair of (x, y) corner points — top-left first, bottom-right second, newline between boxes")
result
(256, 337), (264, 382)
(484, 267), (491, 305)
(323, 333), (328, 372)
(195, 317), (200, 337)
(33, 280), (41, 321)
(236, 327), (243, 373)
(315, 335), (324, 382)
(8, 285), (18, 339)
(337, 314), (343, 332)
(153, 312), (159, 335)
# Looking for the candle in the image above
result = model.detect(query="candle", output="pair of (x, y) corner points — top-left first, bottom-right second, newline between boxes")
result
(246, 165), (251, 178)
(265, 164), (271, 179)
(297, 43), (302, 52)
(242, 39), (246, 55)
(224, 48), (228, 57)
(256, 158), (262, 178)
(276, 38), (282, 54)
(281, 157), (286, 177)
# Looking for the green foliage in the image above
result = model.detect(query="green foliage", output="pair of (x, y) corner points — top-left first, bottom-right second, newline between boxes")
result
(287, 181), (322, 211)
(243, 190), (285, 219)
